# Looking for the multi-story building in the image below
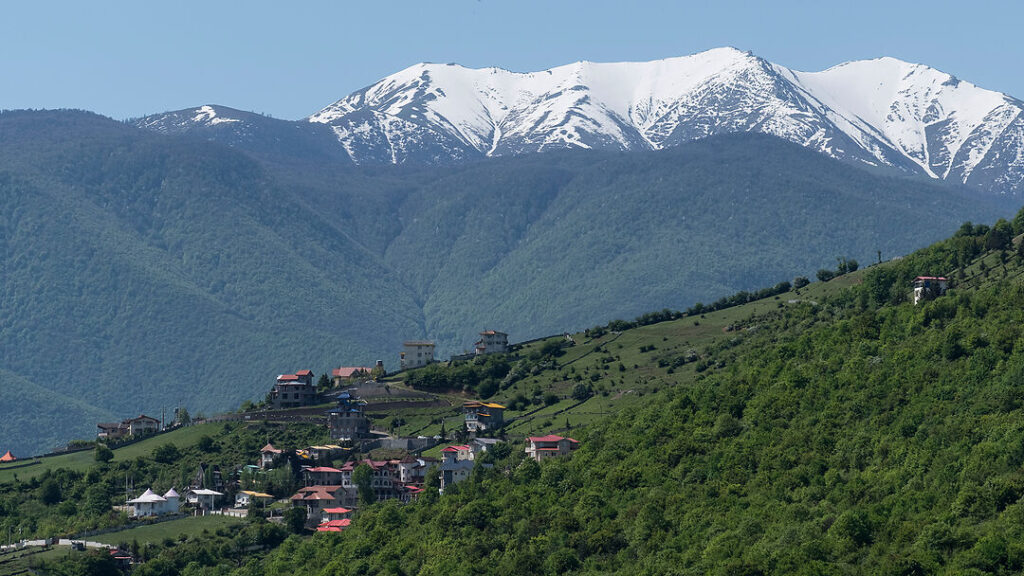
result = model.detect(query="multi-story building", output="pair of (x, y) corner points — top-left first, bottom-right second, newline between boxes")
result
(326, 392), (370, 441)
(913, 276), (949, 304)
(439, 446), (475, 491)
(475, 330), (509, 355)
(525, 435), (579, 462)
(269, 370), (318, 409)
(463, 401), (506, 433)
(400, 341), (435, 370)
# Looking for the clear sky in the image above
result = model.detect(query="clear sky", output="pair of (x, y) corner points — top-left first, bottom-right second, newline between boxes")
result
(2, 0), (1021, 121)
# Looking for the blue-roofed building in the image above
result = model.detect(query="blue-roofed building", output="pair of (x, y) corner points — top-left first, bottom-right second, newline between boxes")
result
(327, 391), (370, 441)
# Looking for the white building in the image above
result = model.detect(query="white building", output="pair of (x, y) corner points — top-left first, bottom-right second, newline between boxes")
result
(187, 488), (223, 510)
(128, 488), (180, 517)
(913, 276), (949, 305)
(400, 341), (435, 370)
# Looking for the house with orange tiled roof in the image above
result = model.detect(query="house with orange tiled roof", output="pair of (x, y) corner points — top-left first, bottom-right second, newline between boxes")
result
(525, 435), (579, 462)
(0, 451), (16, 463)
(331, 366), (372, 386)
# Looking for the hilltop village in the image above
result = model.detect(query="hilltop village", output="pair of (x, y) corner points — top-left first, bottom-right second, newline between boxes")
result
(0, 263), (979, 574)
(89, 330), (578, 531)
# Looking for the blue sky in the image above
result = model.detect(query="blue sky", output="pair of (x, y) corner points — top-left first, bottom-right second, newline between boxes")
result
(2, 0), (1021, 120)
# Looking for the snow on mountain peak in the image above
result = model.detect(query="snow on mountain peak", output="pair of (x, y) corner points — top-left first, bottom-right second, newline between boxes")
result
(126, 48), (1012, 194)
(192, 105), (241, 126)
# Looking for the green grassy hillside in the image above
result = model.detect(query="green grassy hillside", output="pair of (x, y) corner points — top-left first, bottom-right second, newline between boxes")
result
(231, 212), (1024, 575)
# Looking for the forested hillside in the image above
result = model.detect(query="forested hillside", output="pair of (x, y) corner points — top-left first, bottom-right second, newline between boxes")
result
(234, 212), (1024, 575)
(0, 109), (1016, 456)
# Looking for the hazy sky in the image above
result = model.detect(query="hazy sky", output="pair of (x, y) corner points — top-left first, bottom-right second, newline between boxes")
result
(2, 0), (1021, 120)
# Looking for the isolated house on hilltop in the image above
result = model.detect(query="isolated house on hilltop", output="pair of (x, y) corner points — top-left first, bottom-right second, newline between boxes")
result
(913, 276), (949, 304)
(401, 341), (435, 370)
(269, 370), (317, 409)
(98, 414), (161, 440)
(332, 366), (372, 386)
(475, 330), (509, 355)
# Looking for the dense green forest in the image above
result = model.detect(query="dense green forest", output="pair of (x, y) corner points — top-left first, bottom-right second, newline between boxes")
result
(0, 109), (1017, 456)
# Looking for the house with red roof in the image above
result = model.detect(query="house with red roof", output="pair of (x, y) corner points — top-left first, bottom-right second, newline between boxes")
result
(269, 370), (318, 409)
(290, 485), (352, 520)
(316, 518), (352, 532)
(913, 276), (949, 305)
(322, 506), (352, 522)
(0, 450), (16, 463)
(525, 435), (579, 462)
(439, 445), (475, 491)
(331, 366), (372, 386)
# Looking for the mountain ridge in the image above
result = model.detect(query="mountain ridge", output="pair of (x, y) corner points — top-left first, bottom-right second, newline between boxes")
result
(134, 47), (1024, 194)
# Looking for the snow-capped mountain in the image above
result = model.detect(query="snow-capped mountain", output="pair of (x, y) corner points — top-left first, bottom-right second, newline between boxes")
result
(135, 48), (1024, 193)
(307, 47), (1024, 193)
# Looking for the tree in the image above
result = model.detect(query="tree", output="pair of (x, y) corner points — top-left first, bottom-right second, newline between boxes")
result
(817, 269), (836, 282)
(283, 507), (306, 534)
(94, 443), (114, 463)
(793, 276), (810, 290)
(49, 550), (120, 576)
(353, 464), (376, 506)
(571, 383), (593, 401)
(371, 364), (387, 381)
(152, 443), (179, 464)
(317, 373), (330, 389)
(174, 407), (191, 426)
(196, 435), (214, 453)
(84, 484), (111, 515)
(38, 477), (61, 505)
